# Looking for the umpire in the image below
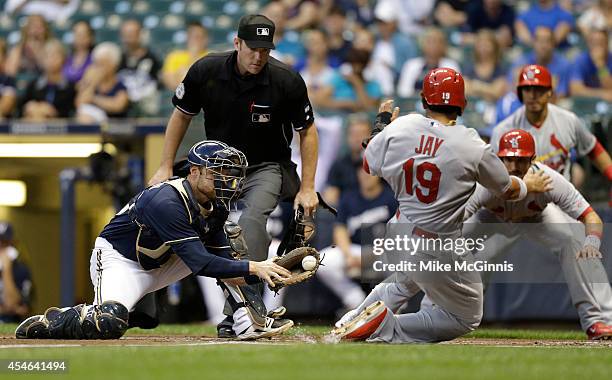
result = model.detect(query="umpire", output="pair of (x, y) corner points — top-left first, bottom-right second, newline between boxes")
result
(149, 15), (319, 336)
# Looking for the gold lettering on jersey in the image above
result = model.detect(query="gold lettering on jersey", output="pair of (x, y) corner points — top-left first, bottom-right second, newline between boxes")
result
(415, 135), (444, 157)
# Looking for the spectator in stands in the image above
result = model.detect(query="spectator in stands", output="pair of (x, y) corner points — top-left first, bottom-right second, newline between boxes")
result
(283, 0), (321, 30)
(76, 42), (129, 123)
(352, 27), (398, 97)
(318, 167), (397, 315)
(3, 0), (79, 23)
(0, 222), (32, 323)
(570, 29), (612, 102)
(323, 113), (372, 206)
(63, 21), (95, 84)
(434, 0), (469, 28)
(299, 29), (336, 108)
(335, 0), (375, 26)
(463, 29), (508, 102)
(577, 0), (612, 38)
(397, 27), (460, 97)
(161, 22), (209, 91)
(263, 0), (306, 67)
(512, 26), (572, 98)
(371, 1), (418, 96)
(5, 14), (52, 76)
(20, 39), (75, 120)
(464, 0), (515, 47)
(322, 5), (352, 68)
(374, 0), (435, 36)
(0, 39), (17, 119)
(117, 19), (161, 115)
(494, 65), (522, 124)
(315, 48), (382, 112)
(515, 0), (574, 47)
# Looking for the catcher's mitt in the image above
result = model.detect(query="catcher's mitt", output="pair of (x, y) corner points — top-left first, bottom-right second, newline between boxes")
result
(269, 246), (321, 291)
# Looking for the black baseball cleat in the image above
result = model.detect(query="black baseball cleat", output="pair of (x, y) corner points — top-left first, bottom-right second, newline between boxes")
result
(217, 315), (236, 338)
(217, 325), (236, 339)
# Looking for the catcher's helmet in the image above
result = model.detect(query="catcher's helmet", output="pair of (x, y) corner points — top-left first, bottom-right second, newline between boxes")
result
(498, 129), (536, 158)
(187, 140), (248, 210)
(517, 64), (552, 102)
(421, 67), (467, 113)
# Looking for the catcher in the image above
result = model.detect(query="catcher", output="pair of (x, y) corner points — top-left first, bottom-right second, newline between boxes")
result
(15, 140), (321, 340)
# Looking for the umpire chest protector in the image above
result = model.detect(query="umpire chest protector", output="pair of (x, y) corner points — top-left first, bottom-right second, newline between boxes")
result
(172, 51), (314, 166)
(130, 178), (225, 270)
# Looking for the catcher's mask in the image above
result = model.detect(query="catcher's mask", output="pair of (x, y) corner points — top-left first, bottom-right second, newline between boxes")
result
(187, 140), (248, 211)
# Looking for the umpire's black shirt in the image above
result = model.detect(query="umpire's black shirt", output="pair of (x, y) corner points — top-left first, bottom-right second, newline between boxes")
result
(172, 50), (315, 166)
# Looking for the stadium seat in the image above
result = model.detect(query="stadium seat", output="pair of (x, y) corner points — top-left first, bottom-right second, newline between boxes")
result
(571, 97), (612, 116)
(208, 28), (235, 46)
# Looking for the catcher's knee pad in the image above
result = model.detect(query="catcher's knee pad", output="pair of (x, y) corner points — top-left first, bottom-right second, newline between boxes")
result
(48, 301), (128, 340)
(218, 282), (267, 328)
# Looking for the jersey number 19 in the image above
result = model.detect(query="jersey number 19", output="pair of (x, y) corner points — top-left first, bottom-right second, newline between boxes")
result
(402, 158), (441, 204)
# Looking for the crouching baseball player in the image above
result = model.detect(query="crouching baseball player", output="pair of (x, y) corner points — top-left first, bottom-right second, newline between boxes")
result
(458, 129), (612, 340)
(15, 141), (298, 340)
(331, 68), (553, 343)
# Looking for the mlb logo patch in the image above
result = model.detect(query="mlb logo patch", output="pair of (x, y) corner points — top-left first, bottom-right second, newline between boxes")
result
(175, 83), (185, 99)
(257, 28), (270, 36)
(252, 113), (271, 123)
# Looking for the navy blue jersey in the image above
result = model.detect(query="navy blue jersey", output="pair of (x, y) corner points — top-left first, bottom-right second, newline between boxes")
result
(337, 187), (398, 245)
(100, 178), (249, 278)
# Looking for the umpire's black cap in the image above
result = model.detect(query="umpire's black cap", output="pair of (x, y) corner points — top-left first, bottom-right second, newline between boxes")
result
(237, 14), (276, 50)
(0, 221), (14, 242)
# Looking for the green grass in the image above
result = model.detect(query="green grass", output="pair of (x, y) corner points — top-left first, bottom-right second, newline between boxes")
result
(0, 324), (609, 380)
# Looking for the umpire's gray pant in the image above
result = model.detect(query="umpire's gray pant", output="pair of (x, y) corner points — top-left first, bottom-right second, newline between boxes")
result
(238, 163), (283, 261)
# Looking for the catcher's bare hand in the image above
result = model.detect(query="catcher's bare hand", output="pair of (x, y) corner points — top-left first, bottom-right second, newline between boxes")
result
(378, 99), (400, 122)
(249, 259), (292, 287)
(523, 169), (553, 193)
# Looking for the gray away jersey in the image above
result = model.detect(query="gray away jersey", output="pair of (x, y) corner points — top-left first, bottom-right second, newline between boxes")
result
(465, 163), (591, 222)
(492, 103), (596, 180)
(364, 113), (512, 233)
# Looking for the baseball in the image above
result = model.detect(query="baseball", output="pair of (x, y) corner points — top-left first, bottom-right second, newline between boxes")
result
(302, 255), (317, 271)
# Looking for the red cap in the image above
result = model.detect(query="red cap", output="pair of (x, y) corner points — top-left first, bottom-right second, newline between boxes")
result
(421, 67), (467, 112)
(498, 129), (536, 158)
(517, 64), (552, 89)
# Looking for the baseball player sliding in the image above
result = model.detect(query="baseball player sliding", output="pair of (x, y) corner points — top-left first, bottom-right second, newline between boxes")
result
(14, 141), (310, 340)
(457, 130), (612, 340)
(331, 68), (552, 343)
(492, 64), (612, 182)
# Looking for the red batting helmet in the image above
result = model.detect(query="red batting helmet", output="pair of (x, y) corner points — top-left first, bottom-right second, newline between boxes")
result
(517, 64), (552, 102)
(498, 129), (536, 158)
(421, 67), (467, 113)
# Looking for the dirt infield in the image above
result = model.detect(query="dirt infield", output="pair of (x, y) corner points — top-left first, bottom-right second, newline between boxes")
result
(1, 334), (611, 348)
